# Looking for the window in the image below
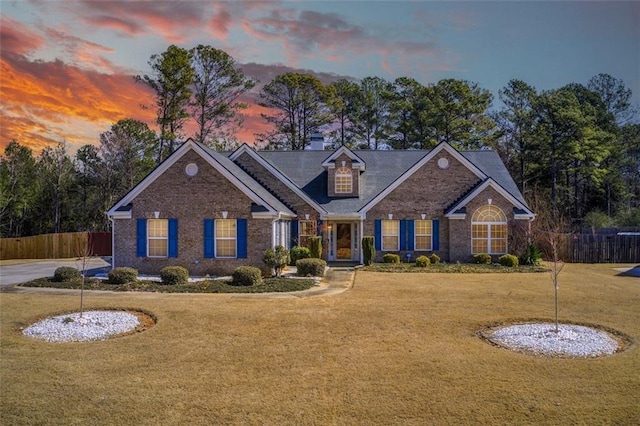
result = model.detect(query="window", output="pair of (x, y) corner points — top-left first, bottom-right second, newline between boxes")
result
(299, 220), (317, 247)
(148, 219), (168, 257)
(415, 220), (432, 251)
(335, 167), (352, 194)
(382, 219), (399, 251)
(471, 205), (507, 254)
(216, 219), (237, 258)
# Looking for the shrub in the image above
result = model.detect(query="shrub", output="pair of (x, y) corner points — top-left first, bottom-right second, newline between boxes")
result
(362, 236), (376, 266)
(473, 253), (492, 264)
(499, 254), (519, 267)
(296, 258), (327, 277)
(519, 243), (542, 266)
(308, 236), (322, 259)
(108, 267), (138, 284)
(415, 256), (431, 267)
(53, 266), (80, 282)
(429, 253), (441, 264)
(232, 266), (263, 286)
(263, 245), (290, 277)
(383, 253), (401, 263)
(160, 266), (189, 285)
(290, 246), (311, 265)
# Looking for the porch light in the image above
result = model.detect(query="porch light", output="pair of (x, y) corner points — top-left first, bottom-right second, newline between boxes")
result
(222, 211), (228, 219)
(421, 214), (426, 220)
(304, 214), (310, 220)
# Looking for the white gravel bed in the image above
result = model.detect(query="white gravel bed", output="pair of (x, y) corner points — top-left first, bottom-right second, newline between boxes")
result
(23, 311), (140, 343)
(489, 323), (619, 357)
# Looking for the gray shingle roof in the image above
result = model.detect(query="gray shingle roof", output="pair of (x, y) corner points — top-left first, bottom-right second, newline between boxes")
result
(252, 148), (527, 214)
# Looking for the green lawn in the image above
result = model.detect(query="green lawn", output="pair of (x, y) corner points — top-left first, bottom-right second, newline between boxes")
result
(1, 263), (638, 425)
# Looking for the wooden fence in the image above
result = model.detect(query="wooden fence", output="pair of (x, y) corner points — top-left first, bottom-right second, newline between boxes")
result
(564, 234), (640, 263)
(0, 232), (111, 260)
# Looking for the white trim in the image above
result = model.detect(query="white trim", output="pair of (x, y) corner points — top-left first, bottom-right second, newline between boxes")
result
(359, 142), (486, 215)
(229, 144), (328, 215)
(107, 140), (292, 218)
(321, 146), (366, 170)
(445, 179), (535, 219)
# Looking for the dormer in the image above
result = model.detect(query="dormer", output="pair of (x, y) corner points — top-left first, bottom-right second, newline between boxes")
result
(322, 147), (365, 198)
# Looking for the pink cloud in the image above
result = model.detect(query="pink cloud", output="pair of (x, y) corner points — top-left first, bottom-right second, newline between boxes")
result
(0, 17), (45, 57)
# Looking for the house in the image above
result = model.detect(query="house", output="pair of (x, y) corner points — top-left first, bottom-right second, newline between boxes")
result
(107, 139), (535, 275)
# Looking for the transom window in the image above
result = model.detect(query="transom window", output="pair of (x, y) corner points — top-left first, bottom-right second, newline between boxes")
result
(335, 167), (352, 194)
(216, 219), (237, 258)
(471, 205), (507, 254)
(147, 219), (168, 257)
(299, 220), (317, 247)
(415, 220), (432, 251)
(382, 219), (399, 251)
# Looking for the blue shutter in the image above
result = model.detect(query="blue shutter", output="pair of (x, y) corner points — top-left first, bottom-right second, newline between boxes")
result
(291, 220), (299, 247)
(400, 219), (407, 251)
(168, 218), (178, 257)
(237, 218), (248, 259)
(374, 219), (382, 251)
(136, 218), (147, 257)
(408, 220), (415, 251)
(203, 219), (214, 258)
(432, 219), (440, 251)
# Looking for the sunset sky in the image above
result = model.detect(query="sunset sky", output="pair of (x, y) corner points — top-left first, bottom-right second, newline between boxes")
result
(1, 0), (638, 154)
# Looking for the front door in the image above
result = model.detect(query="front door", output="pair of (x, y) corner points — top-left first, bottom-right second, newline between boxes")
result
(336, 223), (352, 260)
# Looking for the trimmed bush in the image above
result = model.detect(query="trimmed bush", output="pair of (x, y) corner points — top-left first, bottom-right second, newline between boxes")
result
(429, 253), (441, 264)
(160, 266), (189, 285)
(415, 256), (431, 267)
(473, 253), (492, 265)
(308, 236), (322, 259)
(499, 254), (519, 267)
(383, 253), (401, 264)
(232, 266), (263, 286)
(290, 246), (311, 265)
(263, 245), (290, 277)
(296, 258), (327, 277)
(362, 236), (376, 266)
(53, 266), (81, 282)
(520, 243), (542, 266)
(108, 267), (138, 284)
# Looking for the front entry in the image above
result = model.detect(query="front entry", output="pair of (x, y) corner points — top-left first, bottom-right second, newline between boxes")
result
(328, 222), (358, 261)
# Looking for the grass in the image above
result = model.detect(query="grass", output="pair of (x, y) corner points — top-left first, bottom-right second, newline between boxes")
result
(19, 277), (316, 293)
(1, 263), (638, 424)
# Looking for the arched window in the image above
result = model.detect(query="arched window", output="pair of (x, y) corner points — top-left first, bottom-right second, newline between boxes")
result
(471, 205), (507, 254)
(335, 167), (352, 194)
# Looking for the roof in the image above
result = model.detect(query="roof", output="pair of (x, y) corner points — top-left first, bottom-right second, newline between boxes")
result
(253, 147), (530, 215)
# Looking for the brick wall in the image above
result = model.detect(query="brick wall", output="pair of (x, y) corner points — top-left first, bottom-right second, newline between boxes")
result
(113, 149), (273, 276)
(364, 151), (480, 261)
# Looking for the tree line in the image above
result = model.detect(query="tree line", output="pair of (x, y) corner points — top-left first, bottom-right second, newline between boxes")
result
(1, 45), (638, 237)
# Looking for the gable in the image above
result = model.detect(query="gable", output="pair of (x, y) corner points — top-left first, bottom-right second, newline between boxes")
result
(107, 140), (295, 219)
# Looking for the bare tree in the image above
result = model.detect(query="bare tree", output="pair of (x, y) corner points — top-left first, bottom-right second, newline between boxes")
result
(75, 233), (94, 318)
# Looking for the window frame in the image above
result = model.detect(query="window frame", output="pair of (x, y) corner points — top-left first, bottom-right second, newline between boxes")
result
(414, 219), (433, 251)
(298, 220), (317, 247)
(215, 218), (237, 258)
(147, 218), (168, 258)
(335, 167), (353, 194)
(381, 219), (399, 251)
(471, 205), (507, 255)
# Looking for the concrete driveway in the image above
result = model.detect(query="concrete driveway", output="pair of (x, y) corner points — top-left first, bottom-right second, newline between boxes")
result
(0, 258), (111, 287)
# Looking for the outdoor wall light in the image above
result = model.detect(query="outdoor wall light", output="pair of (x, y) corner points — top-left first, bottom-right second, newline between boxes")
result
(221, 211), (228, 219)
(154, 211), (160, 219)
(488, 198), (492, 205)
(388, 213), (393, 220)
(421, 213), (427, 220)
(304, 214), (310, 220)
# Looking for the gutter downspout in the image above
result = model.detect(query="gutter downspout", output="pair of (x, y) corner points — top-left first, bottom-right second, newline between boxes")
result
(108, 215), (115, 271)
